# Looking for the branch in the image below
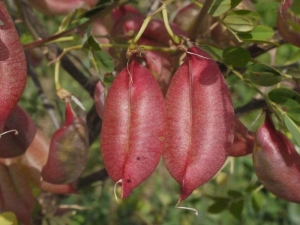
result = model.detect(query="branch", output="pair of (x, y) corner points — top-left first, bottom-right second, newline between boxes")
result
(189, 0), (214, 41)
(77, 168), (108, 190)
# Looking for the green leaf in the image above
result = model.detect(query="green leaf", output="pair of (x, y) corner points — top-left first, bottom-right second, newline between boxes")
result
(207, 198), (229, 214)
(287, 108), (300, 123)
(237, 25), (274, 41)
(268, 88), (300, 109)
(228, 190), (243, 199)
(251, 192), (264, 212)
(284, 114), (300, 147)
(0, 20), (3, 26)
(0, 212), (18, 225)
(224, 15), (253, 32)
(209, 0), (231, 17)
(243, 63), (281, 86)
(223, 47), (250, 67)
(82, 26), (102, 51)
(229, 200), (244, 220)
(94, 51), (114, 73)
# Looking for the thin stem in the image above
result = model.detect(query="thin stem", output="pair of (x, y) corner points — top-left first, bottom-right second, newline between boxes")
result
(54, 61), (61, 90)
(162, 7), (180, 44)
(190, 0), (215, 41)
(23, 0), (120, 50)
(129, 0), (175, 47)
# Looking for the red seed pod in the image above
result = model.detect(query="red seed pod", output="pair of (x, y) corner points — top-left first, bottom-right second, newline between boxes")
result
(253, 112), (300, 203)
(0, 3), (27, 132)
(277, 0), (300, 48)
(41, 100), (89, 184)
(0, 162), (31, 225)
(0, 105), (36, 158)
(100, 57), (166, 199)
(228, 117), (254, 157)
(163, 46), (235, 202)
(20, 129), (77, 194)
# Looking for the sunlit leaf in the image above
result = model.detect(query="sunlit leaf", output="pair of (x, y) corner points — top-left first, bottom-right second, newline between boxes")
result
(0, 212), (18, 225)
(209, 0), (231, 17)
(224, 16), (253, 32)
(287, 108), (300, 122)
(284, 114), (300, 147)
(238, 25), (274, 42)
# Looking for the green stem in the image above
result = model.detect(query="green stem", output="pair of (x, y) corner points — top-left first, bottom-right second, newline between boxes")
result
(162, 7), (180, 44)
(54, 61), (61, 90)
(129, 0), (175, 48)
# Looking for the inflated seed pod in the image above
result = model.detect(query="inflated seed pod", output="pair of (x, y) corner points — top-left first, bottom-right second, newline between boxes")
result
(41, 100), (89, 184)
(253, 112), (300, 203)
(100, 56), (166, 199)
(163, 46), (235, 202)
(0, 2), (27, 132)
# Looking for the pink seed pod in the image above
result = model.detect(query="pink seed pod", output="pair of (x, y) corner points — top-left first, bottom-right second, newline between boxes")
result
(228, 117), (254, 157)
(100, 57), (166, 199)
(277, 0), (300, 48)
(253, 112), (300, 203)
(0, 105), (36, 158)
(27, 0), (98, 15)
(163, 46), (235, 202)
(41, 100), (89, 184)
(0, 3), (27, 132)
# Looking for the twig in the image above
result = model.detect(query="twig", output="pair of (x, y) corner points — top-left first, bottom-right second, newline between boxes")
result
(22, 0), (120, 50)
(76, 168), (108, 190)
(189, 0), (214, 41)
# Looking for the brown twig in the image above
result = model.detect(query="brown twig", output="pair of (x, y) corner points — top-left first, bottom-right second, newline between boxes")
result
(189, 0), (214, 41)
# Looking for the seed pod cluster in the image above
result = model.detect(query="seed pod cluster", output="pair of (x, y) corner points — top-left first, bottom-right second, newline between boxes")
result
(99, 46), (236, 201)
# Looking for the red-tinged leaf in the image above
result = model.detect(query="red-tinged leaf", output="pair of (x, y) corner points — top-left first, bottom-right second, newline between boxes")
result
(42, 101), (89, 184)
(228, 117), (254, 157)
(94, 81), (105, 119)
(0, 3), (27, 131)
(0, 163), (31, 225)
(0, 106), (36, 158)
(20, 129), (77, 194)
(100, 57), (166, 199)
(163, 46), (235, 202)
(253, 112), (300, 203)
(277, 0), (300, 48)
